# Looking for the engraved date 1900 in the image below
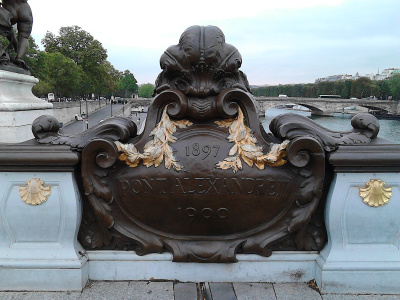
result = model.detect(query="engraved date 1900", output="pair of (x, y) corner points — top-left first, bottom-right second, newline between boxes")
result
(178, 207), (229, 224)
(185, 143), (220, 160)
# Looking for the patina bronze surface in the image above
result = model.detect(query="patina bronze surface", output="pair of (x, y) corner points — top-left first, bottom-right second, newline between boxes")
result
(0, 0), (33, 71)
(31, 25), (383, 263)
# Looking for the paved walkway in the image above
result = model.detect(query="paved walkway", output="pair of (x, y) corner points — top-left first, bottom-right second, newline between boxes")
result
(1, 281), (398, 299)
(61, 104), (124, 135)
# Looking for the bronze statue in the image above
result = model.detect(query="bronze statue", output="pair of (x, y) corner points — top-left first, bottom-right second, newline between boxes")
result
(0, 0), (33, 70)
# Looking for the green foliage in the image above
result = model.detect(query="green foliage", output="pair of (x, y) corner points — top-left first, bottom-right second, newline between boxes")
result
(351, 77), (371, 98)
(377, 80), (390, 100)
(42, 26), (109, 95)
(33, 52), (83, 98)
(42, 26), (107, 67)
(32, 78), (53, 96)
(139, 83), (155, 98)
(25, 36), (40, 75)
(97, 61), (122, 98)
(30, 25), (131, 99)
(388, 74), (400, 100)
(341, 80), (352, 99)
(0, 35), (8, 49)
(118, 70), (138, 98)
(0, 25), (131, 99)
(252, 77), (399, 100)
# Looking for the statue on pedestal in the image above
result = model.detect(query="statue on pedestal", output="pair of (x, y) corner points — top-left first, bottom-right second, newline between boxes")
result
(0, 1), (52, 143)
(0, 0), (33, 71)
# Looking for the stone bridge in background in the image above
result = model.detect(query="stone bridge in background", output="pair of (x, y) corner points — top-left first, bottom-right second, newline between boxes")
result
(255, 97), (400, 116)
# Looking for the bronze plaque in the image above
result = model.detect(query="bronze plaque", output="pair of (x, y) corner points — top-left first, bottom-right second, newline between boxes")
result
(79, 85), (326, 262)
(114, 126), (297, 237)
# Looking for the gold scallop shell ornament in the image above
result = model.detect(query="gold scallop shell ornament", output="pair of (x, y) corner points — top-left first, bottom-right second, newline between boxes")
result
(358, 179), (392, 207)
(19, 178), (52, 206)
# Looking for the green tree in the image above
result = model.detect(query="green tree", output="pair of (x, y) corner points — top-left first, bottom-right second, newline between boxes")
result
(42, 26), (108, 96)
(32, 79), (53, 97)
(139, 83), (155, 98)
(351, 77), (373, 99)
(388, 74), (400, 100)
(24, 36), (40, 74)
(377, 80), (390, 100)
(342, 80), (352, 98)
(96, 61), (121, 98)
(118, 70), (138, 98)
(38, 52), (83, 99)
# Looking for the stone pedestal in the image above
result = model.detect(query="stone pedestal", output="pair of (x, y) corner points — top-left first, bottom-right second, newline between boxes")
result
(0, 144), (88, 291)
(0, 70), (53, 143)
(315, 145), (400, 295)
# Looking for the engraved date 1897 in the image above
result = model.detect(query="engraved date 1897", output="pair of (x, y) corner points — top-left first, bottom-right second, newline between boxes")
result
(185, 143), (220, 160)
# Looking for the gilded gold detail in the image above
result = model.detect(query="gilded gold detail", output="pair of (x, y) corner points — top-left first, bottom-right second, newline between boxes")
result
(19, 178), (52, 206)
(358, 179), (392, 207)
(116, 106), (192, 171)
(215, 107), (289, 173)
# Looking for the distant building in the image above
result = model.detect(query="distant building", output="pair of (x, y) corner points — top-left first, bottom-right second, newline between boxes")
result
(377, 68), (400, 80)
(315, 68), (400, 83)
(315, 74), (353, 83)
(365, 73), (375, 80)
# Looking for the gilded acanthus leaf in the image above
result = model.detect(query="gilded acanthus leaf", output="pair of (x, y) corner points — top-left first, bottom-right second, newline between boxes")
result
(215, 107), (289, 173)
(257, 140), (290, 167)
(115, 142), (142, 167)
(215, 119), (234, 128)
(116, 107), (192, 171)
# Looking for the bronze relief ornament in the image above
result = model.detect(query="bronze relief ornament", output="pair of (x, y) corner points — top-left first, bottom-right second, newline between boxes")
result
(33, 25), (380, 262)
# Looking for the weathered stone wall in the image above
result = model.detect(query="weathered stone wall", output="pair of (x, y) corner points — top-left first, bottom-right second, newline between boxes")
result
(130, 98), (152, 106)
(52, 100), (107, 125)
(51, 98), (151, 125)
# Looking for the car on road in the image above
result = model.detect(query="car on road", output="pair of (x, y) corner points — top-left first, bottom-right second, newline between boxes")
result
(48, 93), (55, 102)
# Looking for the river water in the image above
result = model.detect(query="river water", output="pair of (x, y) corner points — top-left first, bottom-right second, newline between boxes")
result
(261, 108), (400, 144)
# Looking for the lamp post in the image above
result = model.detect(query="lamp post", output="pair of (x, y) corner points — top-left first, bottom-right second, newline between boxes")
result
(81, 112), (88, 131)
(83, 83), (91, 129)
(85, 98), (89, 129)
(111, 93), (113, 117)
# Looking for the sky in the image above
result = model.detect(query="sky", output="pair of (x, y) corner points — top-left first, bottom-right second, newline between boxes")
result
(29, 0), (399, 86)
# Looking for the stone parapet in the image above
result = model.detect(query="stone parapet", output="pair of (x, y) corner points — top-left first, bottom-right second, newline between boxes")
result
(0, 142), (88, 291)
(315, 144), (400, 294)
